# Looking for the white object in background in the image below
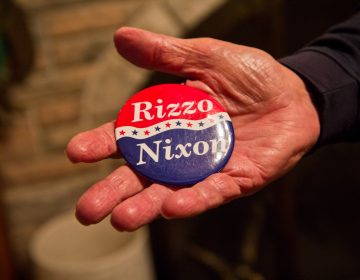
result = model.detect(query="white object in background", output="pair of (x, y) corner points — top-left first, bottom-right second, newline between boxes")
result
(29, 211), (155, 280)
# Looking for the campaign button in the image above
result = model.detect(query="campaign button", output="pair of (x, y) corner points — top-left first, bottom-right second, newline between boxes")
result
(115, 84), (234, 186)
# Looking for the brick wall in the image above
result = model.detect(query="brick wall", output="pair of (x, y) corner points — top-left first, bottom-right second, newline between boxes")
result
(0, 0), (225, 272)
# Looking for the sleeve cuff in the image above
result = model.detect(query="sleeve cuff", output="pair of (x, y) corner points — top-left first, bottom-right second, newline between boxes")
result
(280, 50), (359, 146)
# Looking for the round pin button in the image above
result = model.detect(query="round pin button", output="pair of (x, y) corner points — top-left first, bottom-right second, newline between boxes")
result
(115, 84), (234, 186)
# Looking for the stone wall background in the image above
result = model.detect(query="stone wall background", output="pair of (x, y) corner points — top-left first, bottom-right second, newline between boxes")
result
(0, 0), (225, 274)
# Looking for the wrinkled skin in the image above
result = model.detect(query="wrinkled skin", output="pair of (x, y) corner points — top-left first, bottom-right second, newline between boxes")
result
(66, 27), (320, 231)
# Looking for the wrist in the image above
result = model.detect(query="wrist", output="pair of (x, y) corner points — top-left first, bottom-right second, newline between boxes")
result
(280, 63), (321, 154)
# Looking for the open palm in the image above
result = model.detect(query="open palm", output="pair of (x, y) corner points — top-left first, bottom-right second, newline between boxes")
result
(66, 27), (320, 231)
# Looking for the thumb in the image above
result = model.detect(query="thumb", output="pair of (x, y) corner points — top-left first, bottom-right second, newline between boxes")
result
(113, 27), (214, 79)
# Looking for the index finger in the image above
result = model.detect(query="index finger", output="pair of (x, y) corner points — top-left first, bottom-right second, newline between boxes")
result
(66, 121), (119, 163)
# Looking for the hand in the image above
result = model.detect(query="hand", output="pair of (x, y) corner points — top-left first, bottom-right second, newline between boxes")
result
(66, 27), (320, 231)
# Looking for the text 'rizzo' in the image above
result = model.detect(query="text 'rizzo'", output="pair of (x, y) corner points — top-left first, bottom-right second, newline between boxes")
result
(131, 99), (214, 122)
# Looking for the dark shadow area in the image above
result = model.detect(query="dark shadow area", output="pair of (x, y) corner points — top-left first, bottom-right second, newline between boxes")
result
(0, 1), (34, 280)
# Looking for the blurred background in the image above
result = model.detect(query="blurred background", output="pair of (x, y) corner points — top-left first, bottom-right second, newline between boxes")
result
(1, 0), (360, 279)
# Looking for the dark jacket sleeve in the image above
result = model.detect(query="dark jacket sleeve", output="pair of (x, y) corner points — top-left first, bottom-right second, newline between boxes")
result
(280, 11), (360, 146)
